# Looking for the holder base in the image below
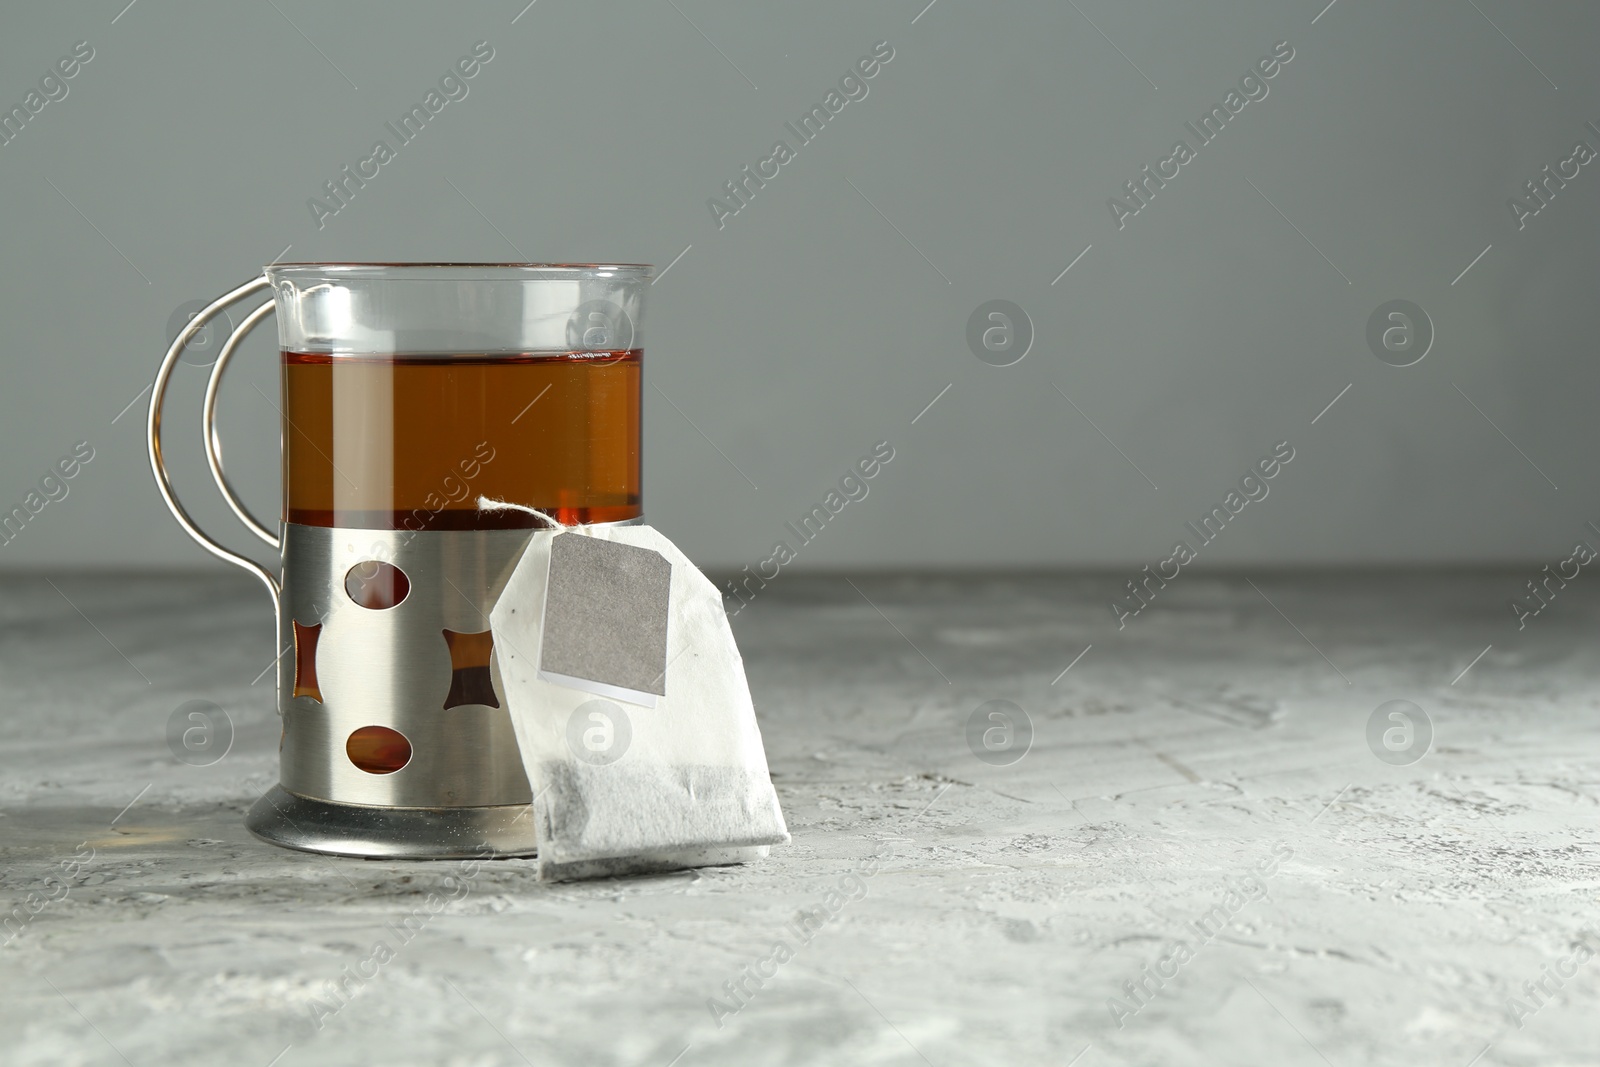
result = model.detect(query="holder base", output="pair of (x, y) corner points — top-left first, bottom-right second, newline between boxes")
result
(245, 785), (538, 860)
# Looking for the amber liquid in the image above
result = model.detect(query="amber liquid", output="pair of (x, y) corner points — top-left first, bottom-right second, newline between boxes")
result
(282, 351), (641, 529)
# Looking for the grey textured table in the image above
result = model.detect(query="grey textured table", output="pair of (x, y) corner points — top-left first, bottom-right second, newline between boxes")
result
(1, 570), (1595, 1066)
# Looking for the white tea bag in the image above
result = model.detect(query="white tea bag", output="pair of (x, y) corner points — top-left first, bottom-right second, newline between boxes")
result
(488, 520), (789, 881)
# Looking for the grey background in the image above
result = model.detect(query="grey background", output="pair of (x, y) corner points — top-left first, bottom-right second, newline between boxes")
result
(2, 0), (1597, 573)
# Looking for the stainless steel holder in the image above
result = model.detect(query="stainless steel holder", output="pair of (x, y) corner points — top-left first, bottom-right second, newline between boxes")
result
(258, 524), (539, 858)
(148, 277), (541, 859)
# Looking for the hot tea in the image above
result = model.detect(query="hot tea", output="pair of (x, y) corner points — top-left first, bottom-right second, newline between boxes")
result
(281, 350), (641, 530)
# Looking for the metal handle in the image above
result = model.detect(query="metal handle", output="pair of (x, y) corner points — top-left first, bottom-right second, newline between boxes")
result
(204, 298), (280, 548)
(147, 275), (280, 603)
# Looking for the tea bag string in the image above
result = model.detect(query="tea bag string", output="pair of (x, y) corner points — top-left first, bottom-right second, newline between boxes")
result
(476, 496), (597, 536)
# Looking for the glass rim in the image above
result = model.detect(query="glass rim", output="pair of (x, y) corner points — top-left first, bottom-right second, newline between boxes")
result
(266, 261), (654, 279)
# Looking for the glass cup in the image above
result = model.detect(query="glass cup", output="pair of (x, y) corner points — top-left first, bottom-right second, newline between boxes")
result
(149, 263), (652, 858)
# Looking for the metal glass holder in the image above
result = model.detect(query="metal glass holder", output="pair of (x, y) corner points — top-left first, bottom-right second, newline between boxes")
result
(148, 277), (547, 859)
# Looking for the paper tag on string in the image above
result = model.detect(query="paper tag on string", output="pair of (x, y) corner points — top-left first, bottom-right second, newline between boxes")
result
(538, 532), (671, 707)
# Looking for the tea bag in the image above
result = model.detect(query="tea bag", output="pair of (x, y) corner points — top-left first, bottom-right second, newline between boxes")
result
(485, 506), (789, 881)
